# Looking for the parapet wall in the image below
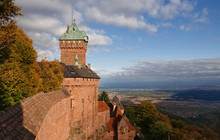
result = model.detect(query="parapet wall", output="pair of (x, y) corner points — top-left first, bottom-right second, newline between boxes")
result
(0, 89), (70, 139)
(36, 98), (70, 140)
(0, 77), (113, 140)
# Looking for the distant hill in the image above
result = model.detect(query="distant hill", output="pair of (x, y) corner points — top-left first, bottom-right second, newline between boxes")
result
(100, 81), (220, 89)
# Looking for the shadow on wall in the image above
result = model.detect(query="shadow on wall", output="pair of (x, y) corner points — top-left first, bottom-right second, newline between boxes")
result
(0, 103), (35, 139)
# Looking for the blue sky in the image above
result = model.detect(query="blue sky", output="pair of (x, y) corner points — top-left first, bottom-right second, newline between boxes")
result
(16, 0), (220, 87)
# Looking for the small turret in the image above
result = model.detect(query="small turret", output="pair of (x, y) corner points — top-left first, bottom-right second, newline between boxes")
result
(75, 54), (78, 66)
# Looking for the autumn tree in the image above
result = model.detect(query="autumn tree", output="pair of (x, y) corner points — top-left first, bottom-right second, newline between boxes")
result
(0, 0), (41, 110)
(0, 0), (22, 62)
(170, 119), (186, 129)
(0, 27), (41, 110)
(0, 0), (22, 25)
(98, 91), (110, 106)
(171, 125), (219, 140)
(136, 101), (159, 133)
(38, 59), (64, 93)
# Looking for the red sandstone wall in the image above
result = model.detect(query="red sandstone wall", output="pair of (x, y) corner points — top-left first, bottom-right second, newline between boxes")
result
(97, 110), (110, 127)
(36, 98), (70, 140)
(37, 77), (101, 139)
(62, 78), (99, 138)
(60, 40), (87, 66)
(118, 118), (129, 140)
(117, 117), (135, 140)
(104, 131), (115, 140)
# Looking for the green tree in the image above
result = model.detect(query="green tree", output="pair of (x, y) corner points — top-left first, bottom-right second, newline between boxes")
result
(98, 91), (110, 106)
(171, 119), (186, 129)
(124, 106), (136, 124)
(136, 101), (159, 133)
(149, 121), (172, 140)
(39, 59), (64, 92)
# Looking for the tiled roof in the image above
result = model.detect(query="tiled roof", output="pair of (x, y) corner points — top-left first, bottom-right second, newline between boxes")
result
(0, 89), (70, 139)
(106, 107), (122, 131)
(128, 121), (135, 131)
(116, 107), (123, 117)
(106, 107), (135, 132)
(60, 63), (100, 79)
(106, 118), (115, 131)
(98, 101), (110, 112)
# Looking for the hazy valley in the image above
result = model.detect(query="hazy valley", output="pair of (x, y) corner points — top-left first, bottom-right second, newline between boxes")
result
(101, 87), (220, 135)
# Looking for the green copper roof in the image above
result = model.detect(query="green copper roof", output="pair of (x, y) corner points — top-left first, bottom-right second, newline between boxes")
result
(59, 22), (88, 42)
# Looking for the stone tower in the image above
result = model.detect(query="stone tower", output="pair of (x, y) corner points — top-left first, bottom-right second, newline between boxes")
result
(59, 22), (88, 66)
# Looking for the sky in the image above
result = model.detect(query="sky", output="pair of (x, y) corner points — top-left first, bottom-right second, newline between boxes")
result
(16, 0), (220, 88)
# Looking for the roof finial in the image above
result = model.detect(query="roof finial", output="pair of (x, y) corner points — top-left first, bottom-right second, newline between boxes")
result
(71, 4), (76, 24)
(71, 4), (73, 22)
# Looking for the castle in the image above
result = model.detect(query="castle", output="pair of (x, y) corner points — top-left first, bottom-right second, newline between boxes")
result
(0, 22), (135, 140)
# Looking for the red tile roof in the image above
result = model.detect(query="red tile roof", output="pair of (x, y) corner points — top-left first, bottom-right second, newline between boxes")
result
(106, 118), (115, 131)
(106, 107), (135, 132)
(116, 107), (123, 117)
(98, 101), (110, 112)
(128, 121), (135, 131)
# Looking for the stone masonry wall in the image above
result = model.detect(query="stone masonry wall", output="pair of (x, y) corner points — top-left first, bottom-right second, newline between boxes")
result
(63, 78), (100, 138)
(0, 76), (122, 140)
(60, 40), (87, 66)
(36, 98), (70, 140)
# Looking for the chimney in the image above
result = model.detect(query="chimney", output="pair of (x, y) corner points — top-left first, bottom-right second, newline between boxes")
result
(113, 103), (116, 112)
(67, 25), (69, 34)
(88, 63), (91, 69)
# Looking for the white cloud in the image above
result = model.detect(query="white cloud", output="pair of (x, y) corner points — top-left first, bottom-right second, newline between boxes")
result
(160, 23), (173, 27)
(103, 59), (220, 85)
(83, 7), (157, 33)
(75, 0), (196, 33)
(27, 32), (58, 51)
(16, 0), (113, 60)
(37, 50), (54, 61)
(180, 25), (191, 31)
(18, 14), (66, 37)
(88, 33), (112, 47)
(88, 46), (111, 53)
(15, 0), (206, 61)
(126, 46), (133, 50)
(194, 8), (208, 23)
